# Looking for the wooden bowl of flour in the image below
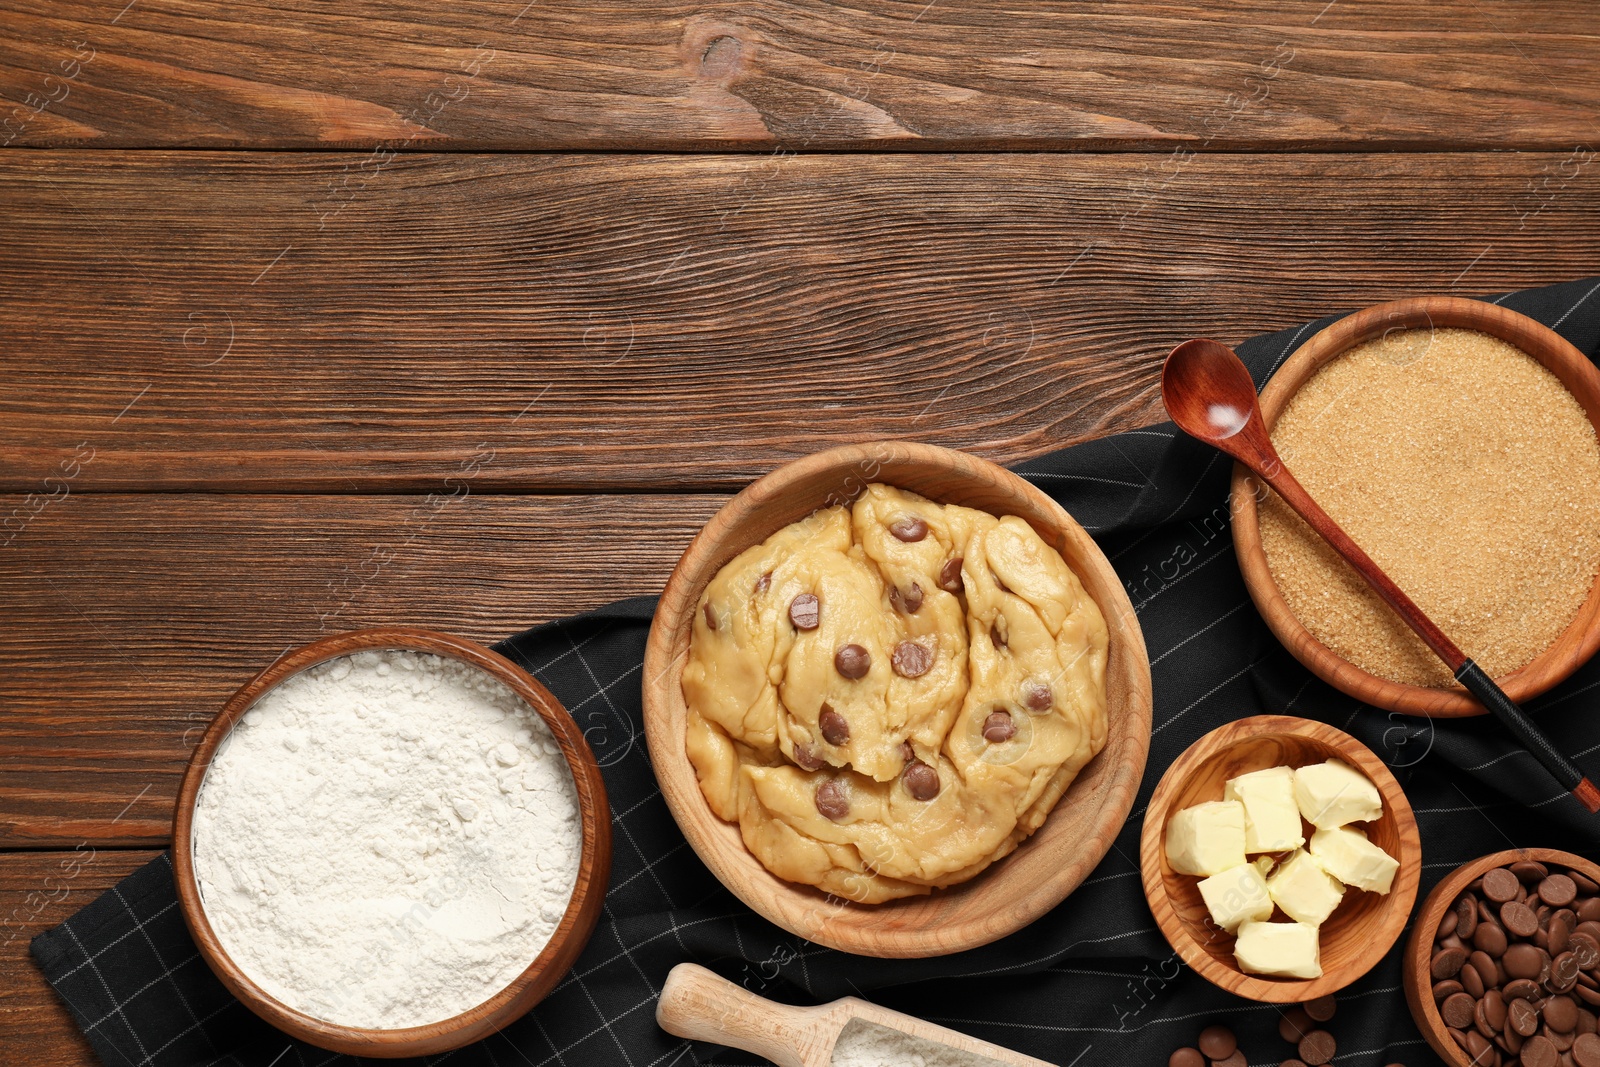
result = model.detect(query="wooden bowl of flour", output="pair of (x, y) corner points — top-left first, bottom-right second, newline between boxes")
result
(642, 441), (1153, 958)
(173, 628), (612, 1057)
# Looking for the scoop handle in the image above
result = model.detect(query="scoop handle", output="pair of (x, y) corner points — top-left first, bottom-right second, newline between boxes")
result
(656, 963), (828, 1067)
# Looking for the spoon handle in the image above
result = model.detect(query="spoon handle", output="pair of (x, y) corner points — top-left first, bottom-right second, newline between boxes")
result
(1257, 459), (1600, 813)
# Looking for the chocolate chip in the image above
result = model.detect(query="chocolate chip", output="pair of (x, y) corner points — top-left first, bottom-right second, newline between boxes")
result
(1484, 988), (1507, 1031)
(818, 706), (850, 746)
(789, 593), (820, 630)
(1549, 995), (1581, 1032)
(1556, 951), (1584, 991)
(901, 740), (915, 762)
(1434, 946), (1469, 980)
(754, 571), (771, 595)
(1506, 943), (1545, 979)
(834, 643), (870, 679)
(1584, 899), (1600, 924)
(1545, 875), (1581, 908)
(1279, 1007), (1314, 1043)
(892, 640), (933, 678)
(1575, 872), (1600, 894)
(1576, 1032), (1600, 1067)
(1484, 868), (1521, 903)
(1443, 992), (1477, 1028)
(990, 619), (1007, 648)
(1197, 1025), (1236, 1060)
(1438, 908), (1460, 939)
(1504, 979), (1540, 1001)
(1458, 895), (1481, 939)
(1297, 1030), (1336, 1066)
(1303, 995), (1336, 1022)
(793, 744), (824, 772)
(1167, 1050), (1204, 1067)
(889, 582), (924, 614)
(889, 516), (928, 542)
(1553, 914), (1573, 957)
(1434, 979), (1465, 1002)
(1469, 950), (1497, 990)
(902, 760), (939, 801)
(1510, 996), (1540, 1036)
(938, 557), (964, 593)
(1514, 860), (1551, 883)
(1504, 901), (1540, 938)
(814, 779), (849, 820)
(1475, 920), (1508, 956)
(1210, 1054), (1245, 1067)
(1523, 1033), (1559, 1067)
(702, 602), (718, 630)
(1022, 680), (1053, 711)
(1461, 961), (1485, 998)
(982, 709), (1016, 743)
(1573, 933), (1600, 969)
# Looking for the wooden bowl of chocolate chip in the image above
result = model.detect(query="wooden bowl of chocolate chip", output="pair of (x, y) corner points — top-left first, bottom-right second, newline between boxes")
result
(1404, 848), (1600, 1067)
(642, 441), (1153, 957)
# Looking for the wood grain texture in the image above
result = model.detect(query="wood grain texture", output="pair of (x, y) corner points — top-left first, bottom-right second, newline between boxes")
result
(1401, 847), (1600, 1067)
(1, 2), (1598, 150)
(1232, 299), (1600, 718)
(642, 441), (1151, 957)
(0, 849), (159, 1067)
(655, 962), (1049, 1066)
(1138, 715), (1421, 1003)
(170, 628), (612, 1056)
(2, 151), (1599, 493)
(0, 492), (722, 848)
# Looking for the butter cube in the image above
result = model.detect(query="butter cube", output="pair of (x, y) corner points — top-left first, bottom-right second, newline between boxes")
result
(1165, 800), (1247, 877)
(1309, 825), (1398, 894)
(1294, 759), (1383, 829)
(1234, 920), (1323, 979)
(1197, 862), (1274, 933)
(1224, 766), (1305, 853)
(1266, 849), (1345, 927)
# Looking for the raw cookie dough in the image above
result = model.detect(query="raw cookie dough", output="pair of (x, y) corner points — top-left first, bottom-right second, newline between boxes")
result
(683, 484), (1109, 903)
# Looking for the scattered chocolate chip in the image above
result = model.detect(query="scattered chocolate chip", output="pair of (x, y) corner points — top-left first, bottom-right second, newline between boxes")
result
(1197, 1025), (1236, 1060)
(834, 643), (870, 679)
(792, 744), (824, 772)
(982, 709), (1016, 743)
(818, 706), (850, 746)
(814, 779), (849, 820)
(892, 640), (933, 678)
(889, 581), (924, 614)
(902, 760), (940, 800)
(1210, 1053), (1245, 1067)
(1279, 1006), (1314, 1043)
(889, 516), (928, 542)
(1298, 1029), (1336, 1066)
(754, 571), (771, 595)
(1303, 995), (1336, 1023)
(938, 557), (964, 593)
(1167, 1050), (1204, 1067)
(1022, 681), (1053, 712)
(789, 593), (820, 630)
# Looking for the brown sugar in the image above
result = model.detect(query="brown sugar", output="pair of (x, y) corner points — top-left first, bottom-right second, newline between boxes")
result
(1258, 327), (1600, 688)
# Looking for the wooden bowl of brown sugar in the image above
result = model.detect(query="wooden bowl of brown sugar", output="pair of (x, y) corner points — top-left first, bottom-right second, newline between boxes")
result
(642, 441), (1153, 957)
(1232, 296), (1600, 717)
(1403, 848), (1600, 1067)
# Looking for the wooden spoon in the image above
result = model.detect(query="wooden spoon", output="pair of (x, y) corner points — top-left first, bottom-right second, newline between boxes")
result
(656, 963), (1053, 1066)
(1161, 338), (1600, 814)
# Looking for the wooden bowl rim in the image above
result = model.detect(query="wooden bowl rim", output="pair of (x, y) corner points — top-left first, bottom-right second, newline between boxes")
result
(1138, 714), (1422, 1002)
(171, 627), (613, 1058)
(1231, 295), (1600, 717)
(1402, 847), (1600, 1067)
(642, 440), (1153, 957)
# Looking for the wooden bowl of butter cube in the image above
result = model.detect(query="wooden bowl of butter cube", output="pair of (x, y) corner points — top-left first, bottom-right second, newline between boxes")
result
(1138, 715), (1421, 1001)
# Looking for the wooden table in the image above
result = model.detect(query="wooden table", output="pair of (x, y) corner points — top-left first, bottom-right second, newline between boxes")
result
(1, 2), (1596, 1062)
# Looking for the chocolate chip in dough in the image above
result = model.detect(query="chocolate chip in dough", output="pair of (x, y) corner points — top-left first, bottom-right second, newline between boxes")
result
(1022, 680), (1053, 711)
(1167, 1050), (1204, 1067)
(1484, 867), (1521, 903)
(889, 582), (924, 615)
(1544, 874), (1580, 908)
(702, 602), (718, 630)
(818, 706), (851, 745)
(1279, 1006), (1314, 1042)
(754, 571), (771, 595)
(814, 779), (849, 821)
(938, 557), (964, 593)
(1522, 1033), (1559, 1067)
(834, 643), (871, 679)
(789, 593), (821, 630)
(902, 760), (940, 801)
(1197, 1025), (1236, 1059)
(982, 709), (1016, 743)
(891, 640), (933, 678)
(793, 744), (824, 772)
(1303, 995), (1336, 1022)
(990, 619), (1008, 649)
(1503, 901), (1540, 938)
(1575, 1032), (1600, 1067)
(889, 516), (928, 542)
(1297, 1030), (1336, 1066)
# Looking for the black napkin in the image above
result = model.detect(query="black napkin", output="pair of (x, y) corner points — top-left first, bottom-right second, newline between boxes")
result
(33, 277), (1600, 1067)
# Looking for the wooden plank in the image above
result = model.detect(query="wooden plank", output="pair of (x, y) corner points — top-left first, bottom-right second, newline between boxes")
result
(0, 850), (158, 1067)
(0, 493), (722, 847)
(3, 150), (1598, 494)
(0, 1), (1597, 150)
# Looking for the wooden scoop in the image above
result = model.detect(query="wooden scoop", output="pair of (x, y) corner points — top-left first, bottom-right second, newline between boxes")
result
(656, 963), (1054, 1067)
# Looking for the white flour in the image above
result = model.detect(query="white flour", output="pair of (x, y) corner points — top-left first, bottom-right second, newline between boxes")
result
(830, 1019), (1020, 1067)
(191, 649), (582, 1029)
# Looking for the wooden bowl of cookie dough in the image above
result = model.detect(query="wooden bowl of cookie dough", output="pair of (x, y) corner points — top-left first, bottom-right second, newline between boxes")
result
(1139, 715), (1421, 1002)
(173, 628), (613, 1057)
(642, 441), (1153, 958)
